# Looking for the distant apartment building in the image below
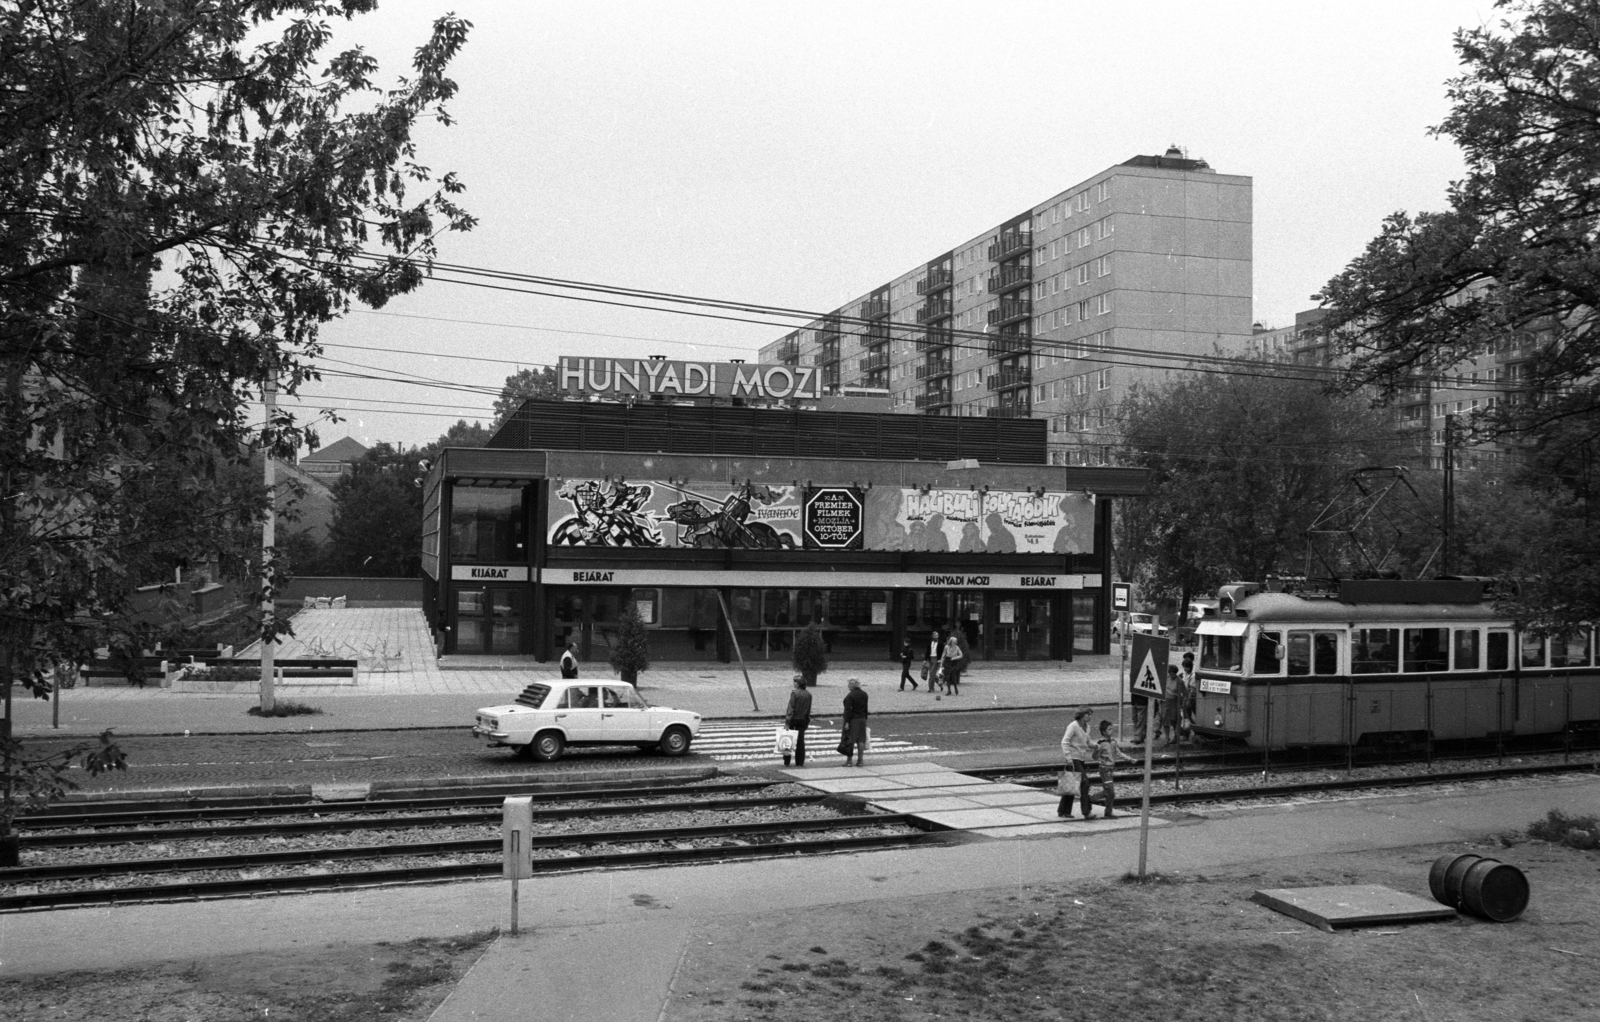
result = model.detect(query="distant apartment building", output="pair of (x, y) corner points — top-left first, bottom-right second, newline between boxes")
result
(759, 149), (1255, 465)
(1256, 306), (1524, 472)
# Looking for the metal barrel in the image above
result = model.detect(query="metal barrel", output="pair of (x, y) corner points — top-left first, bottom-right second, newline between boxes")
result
(1460, 858), (1529, 922)
(1427, 853), (1529, 921)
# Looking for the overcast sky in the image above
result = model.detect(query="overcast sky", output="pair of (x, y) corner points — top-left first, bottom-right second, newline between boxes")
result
(283, 0), (1496, 453)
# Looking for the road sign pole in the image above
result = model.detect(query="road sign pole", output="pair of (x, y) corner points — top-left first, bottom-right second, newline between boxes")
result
(1117, 613), (1127, 738)
(1138, 685), (1155, 876)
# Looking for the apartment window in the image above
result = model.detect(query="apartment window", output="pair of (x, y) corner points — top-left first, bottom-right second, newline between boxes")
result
(1096, 369), (1111, 390)
(1035, 245), (1048, 263)
(1035, 282), (1046, 300)
(1096, 180), (1110, 202)
(1050, 276), (1059, 296)
(1077, 263), (1091, 286)
(1077, 300), (1090, 321)
(1075, 192), (1090, 212)
(1095, 256), (1110, 277)
(1035, 384), (1047, 404)
(1096, 293), (1112, 315)
(1076, 227), (1091, 247)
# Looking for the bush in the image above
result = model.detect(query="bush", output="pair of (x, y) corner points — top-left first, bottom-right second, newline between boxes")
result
(608, 608), (650, 684)
(792, 624), (828, 687)
(1527, 808), (1600, 849)
(247, 700), (322, 717)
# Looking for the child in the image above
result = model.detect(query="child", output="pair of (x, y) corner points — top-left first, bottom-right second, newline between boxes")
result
(1094, 719), (1134, 818)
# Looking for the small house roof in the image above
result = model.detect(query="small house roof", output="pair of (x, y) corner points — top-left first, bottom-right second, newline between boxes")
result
(303, 436), (369, 464)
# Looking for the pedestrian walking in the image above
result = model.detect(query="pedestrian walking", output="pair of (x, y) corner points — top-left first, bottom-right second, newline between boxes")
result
(927, 632), (944, 693)
(1057, 706), (1095, 819)
(559, 642), (579, 679)
(1093, 719), (1134, 818)
(899, 639), (919, 690)
(783, 673), (812, 767)
(941, 630), (963, 696)
(1179, 651), (1198, 733)
(840, 677), (869, 766)
(1161, 665), (1185, 745)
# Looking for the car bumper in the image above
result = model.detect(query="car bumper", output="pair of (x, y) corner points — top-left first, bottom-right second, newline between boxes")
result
(473, 725), (510, 742)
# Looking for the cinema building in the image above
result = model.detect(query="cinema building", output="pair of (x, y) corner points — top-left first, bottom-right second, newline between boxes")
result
(421, 385), (1147, 665)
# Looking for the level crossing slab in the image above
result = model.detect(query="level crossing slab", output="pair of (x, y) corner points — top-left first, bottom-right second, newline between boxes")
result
(781, 761), (1171, 835)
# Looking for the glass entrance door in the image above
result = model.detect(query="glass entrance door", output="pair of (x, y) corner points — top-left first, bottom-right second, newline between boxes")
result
(455, 587), (525, 654)
(1021, 598), (1053, 660)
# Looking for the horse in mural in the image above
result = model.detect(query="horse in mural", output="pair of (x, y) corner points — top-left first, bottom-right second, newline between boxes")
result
(664, 484), (796, 549)
(550, 480), (663, 547)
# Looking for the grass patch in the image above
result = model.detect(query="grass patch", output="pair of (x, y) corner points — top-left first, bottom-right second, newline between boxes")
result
(247, 700), (323, 717)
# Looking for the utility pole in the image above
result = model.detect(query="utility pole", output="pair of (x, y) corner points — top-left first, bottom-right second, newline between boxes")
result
(1442, 414), (1455, 576)
(260, 371), (276, 713)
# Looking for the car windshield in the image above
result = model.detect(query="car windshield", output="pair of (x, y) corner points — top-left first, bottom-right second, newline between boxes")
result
(1131, 614), (1154, 624)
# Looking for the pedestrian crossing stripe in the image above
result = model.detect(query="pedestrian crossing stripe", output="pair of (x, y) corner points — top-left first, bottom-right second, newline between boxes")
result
(1131, 650), (1163, 698)
(690, 722), (938, 761)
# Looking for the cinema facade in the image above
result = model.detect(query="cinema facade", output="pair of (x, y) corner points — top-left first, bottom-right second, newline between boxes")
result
(421, 386), (1148, 665)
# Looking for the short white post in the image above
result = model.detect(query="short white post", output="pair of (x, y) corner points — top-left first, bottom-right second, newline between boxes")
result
(503, 796), (533, 934)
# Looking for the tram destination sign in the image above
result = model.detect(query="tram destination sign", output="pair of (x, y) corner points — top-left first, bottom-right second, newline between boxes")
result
(803, 487), (864, 550)
(559, 356), (825, 401)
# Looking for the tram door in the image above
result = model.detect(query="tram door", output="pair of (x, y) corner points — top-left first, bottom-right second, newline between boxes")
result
(455, 587), (525, 654)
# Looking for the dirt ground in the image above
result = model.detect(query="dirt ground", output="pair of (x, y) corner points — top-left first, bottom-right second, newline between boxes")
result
(0, 930), (497, 1022)
(663, 838), (1600, 1022)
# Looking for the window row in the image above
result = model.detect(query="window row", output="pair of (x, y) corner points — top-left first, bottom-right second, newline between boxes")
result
(1200, 626), (1596, 675)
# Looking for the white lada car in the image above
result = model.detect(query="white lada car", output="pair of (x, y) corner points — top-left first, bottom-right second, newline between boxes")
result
(473, 681), (702, 762)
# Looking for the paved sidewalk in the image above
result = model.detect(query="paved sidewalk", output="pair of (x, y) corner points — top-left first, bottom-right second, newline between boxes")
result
(13, 607), (1126, 738)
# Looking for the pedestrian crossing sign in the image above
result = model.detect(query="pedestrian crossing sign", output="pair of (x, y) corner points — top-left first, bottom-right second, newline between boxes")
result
(1129, 634), (1169, 698)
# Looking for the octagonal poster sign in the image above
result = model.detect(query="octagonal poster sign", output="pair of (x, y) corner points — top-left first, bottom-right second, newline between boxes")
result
(803, 487), (864, 550)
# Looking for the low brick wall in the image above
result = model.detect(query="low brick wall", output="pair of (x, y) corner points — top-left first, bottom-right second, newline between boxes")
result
(279, 576), (422, 606)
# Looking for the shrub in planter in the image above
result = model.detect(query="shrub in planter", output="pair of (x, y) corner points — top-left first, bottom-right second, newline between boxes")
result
(792, 624), (828, 687)
(609, 608), (650, 685)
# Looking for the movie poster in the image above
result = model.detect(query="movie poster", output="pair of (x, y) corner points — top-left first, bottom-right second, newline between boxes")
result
(547, 479), (802, 549)
(861, 488), (1095, 554)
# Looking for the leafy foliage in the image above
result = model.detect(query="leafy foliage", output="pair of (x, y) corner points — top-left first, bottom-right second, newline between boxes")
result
(492, 367), (562, 426)
(1116, 370), (1406, 609)
(324, 444), (428, 577)
(792, 624), (828, 686)
(0, 729), (125, 864)
(608, 608), (651, 681)
(1314, 0), (1600, 625)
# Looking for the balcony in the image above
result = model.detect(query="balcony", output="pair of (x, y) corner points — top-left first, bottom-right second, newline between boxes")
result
(988, 230), (1030, 262)
(863, 322), (890, 346)
(775, 339), (798, 361)
(859, 353), (889, 373)
(915, 391), (952, 410)
(918, 327), (953, 351)
(988, 332), (1031, 358)
(915, 268), (953, 295)
(916, 358), (952, 381)
(985, 404), (1030, 419)
(987, 264), (1032, 295)
(860, 298), (889, 320)
(820, 341), (840, 364)
(987, 297), (1030, 327)
(986, 368), (1032, 391)
(822, 366), (840, 389)
(915, 299), (953, 323)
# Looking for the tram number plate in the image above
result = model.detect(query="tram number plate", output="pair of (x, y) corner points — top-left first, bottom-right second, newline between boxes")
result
(1199, 678), (1231, 695)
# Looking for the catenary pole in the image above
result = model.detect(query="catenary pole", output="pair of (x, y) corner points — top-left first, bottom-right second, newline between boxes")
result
(260, 372), (276, 714)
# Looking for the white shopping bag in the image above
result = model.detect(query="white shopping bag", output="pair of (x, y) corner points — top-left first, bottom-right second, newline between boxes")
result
(774, 726), (798, 753)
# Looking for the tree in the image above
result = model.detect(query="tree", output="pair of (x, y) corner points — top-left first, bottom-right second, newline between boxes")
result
(0, 1), (472, 680)
(1314, 0), (1600, 625)
(0, 731), (125, 866)
(608, 609), (651, 685)
(493, 367), (562, 426)
(427, 418), (492, 455)
(0, 3), (472, 849)
(1116, 370), (1406, 613)
(325, 444), (427, 576)
(792, 624), (828, 687)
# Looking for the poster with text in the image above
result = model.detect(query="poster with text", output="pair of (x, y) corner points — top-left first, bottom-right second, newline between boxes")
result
(548, 479), (802, 549)
(862, 488), (1095, 554)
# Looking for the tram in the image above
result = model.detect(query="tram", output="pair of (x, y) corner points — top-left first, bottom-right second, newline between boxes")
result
(1190, 578), (1600, 749)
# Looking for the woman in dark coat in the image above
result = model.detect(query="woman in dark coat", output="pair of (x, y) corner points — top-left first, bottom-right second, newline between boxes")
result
(841, 677), (868, 766)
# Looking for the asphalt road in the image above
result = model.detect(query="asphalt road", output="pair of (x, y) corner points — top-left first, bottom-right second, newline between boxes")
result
(21, 708), (1107, 794)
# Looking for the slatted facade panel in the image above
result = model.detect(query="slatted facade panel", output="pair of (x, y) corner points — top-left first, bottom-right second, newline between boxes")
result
(487, 401), (1047, 463)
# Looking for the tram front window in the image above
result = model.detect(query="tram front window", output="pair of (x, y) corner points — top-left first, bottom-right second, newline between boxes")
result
(1201, 634), (1242, 672)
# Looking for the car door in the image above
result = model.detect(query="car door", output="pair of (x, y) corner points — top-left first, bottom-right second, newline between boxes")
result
(553, 686), (602, 743)
(598, 684), (651, 742)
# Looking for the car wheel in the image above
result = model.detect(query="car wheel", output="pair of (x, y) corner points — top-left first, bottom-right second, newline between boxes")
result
(658, 725), (691, 757)
(529, 730), (564, 762)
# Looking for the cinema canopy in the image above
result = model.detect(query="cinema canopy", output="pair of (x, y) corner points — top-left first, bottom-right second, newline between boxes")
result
(421, 399), (1148, 664)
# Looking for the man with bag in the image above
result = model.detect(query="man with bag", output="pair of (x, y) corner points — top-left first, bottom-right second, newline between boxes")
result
(782, 674), (811, 767)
